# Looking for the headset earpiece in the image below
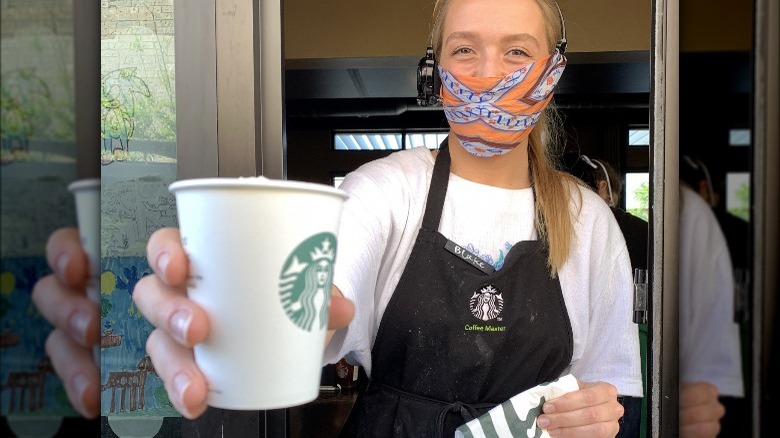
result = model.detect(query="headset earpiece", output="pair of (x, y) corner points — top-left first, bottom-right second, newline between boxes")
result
(416, 46), (441, 107)
(581, 155), (615, 206)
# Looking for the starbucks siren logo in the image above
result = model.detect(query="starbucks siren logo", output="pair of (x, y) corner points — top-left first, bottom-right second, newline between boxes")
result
(469, 284), (504, 321)
(278, 232), (337, 332)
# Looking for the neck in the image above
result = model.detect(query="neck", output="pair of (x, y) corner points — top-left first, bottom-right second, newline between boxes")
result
(446, 132), (532, 189)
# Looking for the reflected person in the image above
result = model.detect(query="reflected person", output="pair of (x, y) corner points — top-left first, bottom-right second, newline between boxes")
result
(563, 153), (733, 437)
(679, 155), (746, 438)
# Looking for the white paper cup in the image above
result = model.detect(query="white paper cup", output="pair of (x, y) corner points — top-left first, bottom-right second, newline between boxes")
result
(67, 178), (101, 365)
(169, 176), (348, 410)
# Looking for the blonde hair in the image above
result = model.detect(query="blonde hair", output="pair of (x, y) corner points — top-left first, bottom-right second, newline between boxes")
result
(431, 0), (578, 276)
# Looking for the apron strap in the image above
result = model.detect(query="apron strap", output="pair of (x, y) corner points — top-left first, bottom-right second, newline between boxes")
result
(422, 137), (451, 231)
(435, 401), (482, 438)
(376, 381), (496, 438)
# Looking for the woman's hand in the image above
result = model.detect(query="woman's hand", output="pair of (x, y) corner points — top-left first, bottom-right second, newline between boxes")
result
(32, 228), (100, 419)
(679, 381), (724, 438)
(536, 379), (623, 437)
(133, 227), (355, 419)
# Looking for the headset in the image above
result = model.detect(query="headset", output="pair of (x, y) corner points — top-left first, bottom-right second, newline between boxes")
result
(581, 155), (615, 207)
(417, 1), (568, 107)
(682, 155), (716, 205)
(416, 46), (441, 106)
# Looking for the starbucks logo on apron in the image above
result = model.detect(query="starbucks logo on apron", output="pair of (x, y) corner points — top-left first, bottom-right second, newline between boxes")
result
(278, 232), (337, 332)
(469, 284), (504, 321)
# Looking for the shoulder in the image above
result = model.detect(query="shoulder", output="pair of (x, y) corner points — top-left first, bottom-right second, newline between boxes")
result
(680, 185), (728, 251)
(337, 147), (434, 224)
(680, 185), (722, 237)
(340, 147), (434, 193)
(611, 207), (648, 224)
(680, 184), (713, 220)
(611, 207), (648, 231)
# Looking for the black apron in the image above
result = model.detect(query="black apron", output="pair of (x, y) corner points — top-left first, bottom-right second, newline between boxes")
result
(349, 143), (574, 437)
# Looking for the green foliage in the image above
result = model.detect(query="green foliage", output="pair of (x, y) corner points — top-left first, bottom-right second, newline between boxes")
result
(132, 93), (176, 141)
(629, 181), (650, 221)
(101, 35), (176, 143)
(101, 67), (152, 143)
(633, 181), (649, 206)
(0, 69), (55, 141)
(729, 182), (751, 221)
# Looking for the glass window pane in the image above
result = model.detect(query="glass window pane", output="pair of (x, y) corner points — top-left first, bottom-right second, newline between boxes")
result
(354, 134), (371, 150)
(333, 133), (402, 150)
(726, 172), (750, 221)
(729, 129), (751, 146)
(628, 129), (650, 146)
(405, 132), (448, 150)
(100, 0), (179, 429)
(334, 135), (349, 150)
(626, 173), (650, 221)
(1, 0), (80, 424)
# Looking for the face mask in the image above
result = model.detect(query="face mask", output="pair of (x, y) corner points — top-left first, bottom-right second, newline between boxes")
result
(438, 50), (566, 158)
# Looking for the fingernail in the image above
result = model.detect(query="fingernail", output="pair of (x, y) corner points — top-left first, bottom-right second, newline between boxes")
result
(157, 252), (171, 275)
(57, 253), (69, 277)
(543, 402), (556, 413)
(537, 416), (550, 428)
(68, 309), (90, 345)
(173, 372), (191, 407)
(72, 373), (89, 404)
(170, 310), (191, 345)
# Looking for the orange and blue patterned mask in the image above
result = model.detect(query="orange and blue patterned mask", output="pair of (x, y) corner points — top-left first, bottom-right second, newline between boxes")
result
(438, 50), (566, 158)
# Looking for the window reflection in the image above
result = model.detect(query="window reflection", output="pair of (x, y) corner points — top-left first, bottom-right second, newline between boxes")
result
(99, 0), (179, 433)
(1, 0), (79, 433)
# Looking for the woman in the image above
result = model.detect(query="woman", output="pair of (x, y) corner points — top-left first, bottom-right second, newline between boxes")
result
(32, 0), (722, 436)
(317, 1), (640, 435)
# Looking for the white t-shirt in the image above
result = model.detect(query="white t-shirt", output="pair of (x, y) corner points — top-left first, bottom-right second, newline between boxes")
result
(324, 146), (643, 397)
(679, 185), (744, 396)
